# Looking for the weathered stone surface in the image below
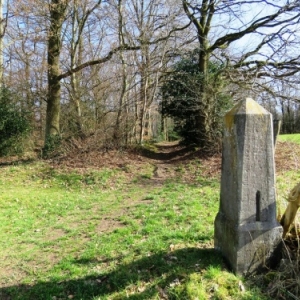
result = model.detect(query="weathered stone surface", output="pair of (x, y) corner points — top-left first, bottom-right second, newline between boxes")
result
(214, 98), (282, 275)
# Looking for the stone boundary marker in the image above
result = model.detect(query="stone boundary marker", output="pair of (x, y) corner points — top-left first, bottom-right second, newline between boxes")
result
(214, 98), (282, 275)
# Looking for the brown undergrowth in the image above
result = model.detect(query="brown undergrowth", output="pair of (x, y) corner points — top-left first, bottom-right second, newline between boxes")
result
(47, 140), (300, 178)
(0, 140), (297, 179)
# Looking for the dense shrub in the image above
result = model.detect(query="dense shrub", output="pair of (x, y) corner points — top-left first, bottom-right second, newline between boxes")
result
(161, 50), (232, 147)
(0, 88), (31, 156)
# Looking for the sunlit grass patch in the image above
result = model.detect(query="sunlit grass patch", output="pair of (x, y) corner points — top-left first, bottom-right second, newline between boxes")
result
(276, 170), (300, 215)
(278, 133), (300, 144)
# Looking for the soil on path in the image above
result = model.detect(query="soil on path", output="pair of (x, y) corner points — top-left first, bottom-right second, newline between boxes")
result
(45, 140), (222, 183)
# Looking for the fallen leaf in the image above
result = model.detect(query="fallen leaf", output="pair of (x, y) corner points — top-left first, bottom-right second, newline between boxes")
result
(169, 256), (178, 261)
(157, 286), (168, 299)
(138, 286), (146, 292)
(169, 278), (180, 287)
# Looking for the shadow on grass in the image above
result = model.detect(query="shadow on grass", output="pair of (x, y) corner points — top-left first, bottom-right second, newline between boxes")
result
(139, 144), (218, 165)
(0, 247), (222, 300)
(140, 144), (194, 161)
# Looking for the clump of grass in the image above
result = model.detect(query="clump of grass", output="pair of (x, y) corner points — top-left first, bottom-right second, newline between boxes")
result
(34, 166), (116, 189)
(249, 241), (300, 300)
(261, 162), (300, 300)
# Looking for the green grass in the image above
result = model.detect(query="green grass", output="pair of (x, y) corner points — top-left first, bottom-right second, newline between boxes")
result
(278, 133), (300, 144)
(0, 159), (273, 300)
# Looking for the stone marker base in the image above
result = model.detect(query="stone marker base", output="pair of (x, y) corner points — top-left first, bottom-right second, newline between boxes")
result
(215, 212), (283, 275)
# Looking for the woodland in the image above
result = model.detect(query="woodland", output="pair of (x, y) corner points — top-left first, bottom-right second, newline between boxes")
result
(1, 0), (300, 156)
(1, 1), (300, 299)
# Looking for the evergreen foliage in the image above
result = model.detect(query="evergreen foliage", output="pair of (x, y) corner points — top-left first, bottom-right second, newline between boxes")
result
(0, 88), (31, 156)
(161, 50), (232, 147)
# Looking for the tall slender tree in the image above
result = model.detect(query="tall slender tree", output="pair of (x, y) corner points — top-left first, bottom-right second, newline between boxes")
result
(45, 0), (68, 147)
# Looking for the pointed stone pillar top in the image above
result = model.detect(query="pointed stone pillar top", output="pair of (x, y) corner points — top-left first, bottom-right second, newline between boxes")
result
(227, 98), (270, 115)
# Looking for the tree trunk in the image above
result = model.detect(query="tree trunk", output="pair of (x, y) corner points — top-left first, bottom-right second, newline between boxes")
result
(183, 0), (214, 148)
(0, 0), (6, 88)
(196, 45), (214, 148)
(0, 0), (3, 88)
(113, 0), (128, 145)
(138, 75), (148, 144)
(45, 1), (66, 145)
(70, 0), (85, 137)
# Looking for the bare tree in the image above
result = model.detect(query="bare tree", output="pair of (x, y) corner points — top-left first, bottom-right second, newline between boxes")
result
(5, 0), (191, 150)
(112, 0), (129, 144)
(182, 0), (300, 147)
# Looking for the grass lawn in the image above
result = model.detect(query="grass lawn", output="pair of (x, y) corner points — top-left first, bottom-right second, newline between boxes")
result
(278, 133), (300, 144)
(0, 140), (299, 300)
